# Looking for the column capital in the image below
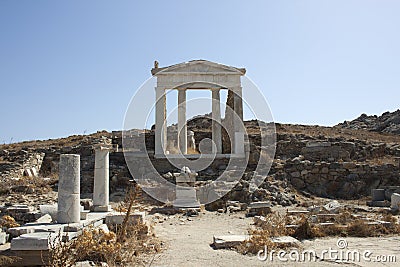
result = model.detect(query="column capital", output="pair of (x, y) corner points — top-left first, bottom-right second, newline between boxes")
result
(230, 86), (242, 93)
(93, 144), (112, 151)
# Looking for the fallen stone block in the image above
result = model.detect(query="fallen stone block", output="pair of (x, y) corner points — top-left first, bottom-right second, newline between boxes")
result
(35, 214), (53, 224)
(39, 204), (58, 220)
(249, 202), (272, 209)
(105, 211), (145, 225)
(213, 235), (250, 249)
(391, 193), (400, 211)
(287, 210), (310, 215)
(271, 236), (300, 246)
(73, 261), (103, 267)
(6, 205), (30, 213)
(366, 200), (391, 207)
(372, 189), (386, 201)
(0, 232), (8, 245)
(323, 201), (341, 213)
(81, 210), (90, 220)
(8, 224), (63, 237)
(62, 231), (80, 242)
(11, 232), (58, 250)
(247, 202), (272, 217)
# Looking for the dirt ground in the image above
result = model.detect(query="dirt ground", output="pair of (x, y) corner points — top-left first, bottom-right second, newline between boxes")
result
(149, 211), (400, 267)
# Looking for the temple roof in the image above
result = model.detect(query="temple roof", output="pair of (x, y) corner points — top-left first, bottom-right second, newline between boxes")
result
(151, 59), (246, 76)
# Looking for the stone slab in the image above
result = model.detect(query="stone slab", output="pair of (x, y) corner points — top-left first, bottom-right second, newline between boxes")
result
(92, 205), (112, 212)
(173, 199), (201, 208)
(35, 214), (53, 224)
(213, 235), (250, 249)
(175, 175), (196, 183)
(271, 236), (300, 246)
(367, 200), (391, 207)
(105, 211), (145, 225)
(248, 201), (272, 209)
(11, 232), (58, 251)
(8, 224), (63, 237)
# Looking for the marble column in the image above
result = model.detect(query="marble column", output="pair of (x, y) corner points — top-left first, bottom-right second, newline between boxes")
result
(178, 89), (187, 154)
(155, 87), (167, 155)
(232, 86), (244, 154)
(93, 146), (111, 212)
(212, 89), (222, 154)
(57, 154), (81, 223)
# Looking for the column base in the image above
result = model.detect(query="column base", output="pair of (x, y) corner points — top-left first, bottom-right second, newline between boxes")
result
(92, 205), (112, 212)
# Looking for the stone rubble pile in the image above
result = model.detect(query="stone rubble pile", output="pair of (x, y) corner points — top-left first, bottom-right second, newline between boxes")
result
(337, 109), (400, 134)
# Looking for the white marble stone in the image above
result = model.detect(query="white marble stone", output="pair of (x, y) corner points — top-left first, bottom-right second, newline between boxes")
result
(93, 147), (111, 212)
(105, 211), (145, 225)
(391, 193), (400, 211)
(178, 89), (187, 154)
(212, 89), (222, 154)
(11, 232), (58, 251)
(213, 235), (250, 249)
(0, 232), (8, 245)
(57, 154), (81, 224)
(155, 87), (167, 155)
(234, 132), (245, 155)
(57, 193), (81, 223)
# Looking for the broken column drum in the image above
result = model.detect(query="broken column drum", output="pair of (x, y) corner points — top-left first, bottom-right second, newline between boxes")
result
(93, 146), (111, 212)
(57, 154), (81, 223)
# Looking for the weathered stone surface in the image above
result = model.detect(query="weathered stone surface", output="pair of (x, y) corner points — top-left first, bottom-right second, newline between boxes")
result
(391, 193), (400, 211)
(8, 223), (64, 237)
(323, 201), (341, 213)
(11, 232), (58, 250)
(271, 236), (300, 246)
(105, 211), (145, 225)
(35, 214), (53, 224)
(93, 147), (111, 211)
(213, 235), (250, 249)
(57, 154), (81, 224)
(372, 189), (385, 201)
(0, 232), (8, 245)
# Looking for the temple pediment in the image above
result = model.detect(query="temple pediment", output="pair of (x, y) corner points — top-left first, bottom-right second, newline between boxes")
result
(151, 60), (246, 76)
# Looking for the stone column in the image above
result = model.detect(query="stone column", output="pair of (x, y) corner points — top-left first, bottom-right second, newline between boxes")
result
(212, 89), (222, 154)
(232, 86), (244, 131)
(232, 86), (244, 154)
(93, 146), (111, 212)
(178, 89), (187, 154)
(155, 87), (167, 155)
(57, 154), (81, 223)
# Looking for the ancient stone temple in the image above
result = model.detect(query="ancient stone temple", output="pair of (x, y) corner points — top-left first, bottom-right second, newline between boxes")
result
(151, 60), (246, 157)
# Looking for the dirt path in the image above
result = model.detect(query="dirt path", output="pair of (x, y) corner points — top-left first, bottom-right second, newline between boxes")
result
(151, 212), (400, 267)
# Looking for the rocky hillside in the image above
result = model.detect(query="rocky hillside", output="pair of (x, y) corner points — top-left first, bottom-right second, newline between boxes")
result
(337, 109), (400, 134)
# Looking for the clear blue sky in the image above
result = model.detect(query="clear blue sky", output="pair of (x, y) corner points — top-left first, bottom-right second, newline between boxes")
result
(1, 1), (399, 143)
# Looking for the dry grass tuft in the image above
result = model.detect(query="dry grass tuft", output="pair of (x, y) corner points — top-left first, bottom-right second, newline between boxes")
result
(46, 184), (161, 266)
(238, 212), (292, 255)
(0, 215), (20, 228)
